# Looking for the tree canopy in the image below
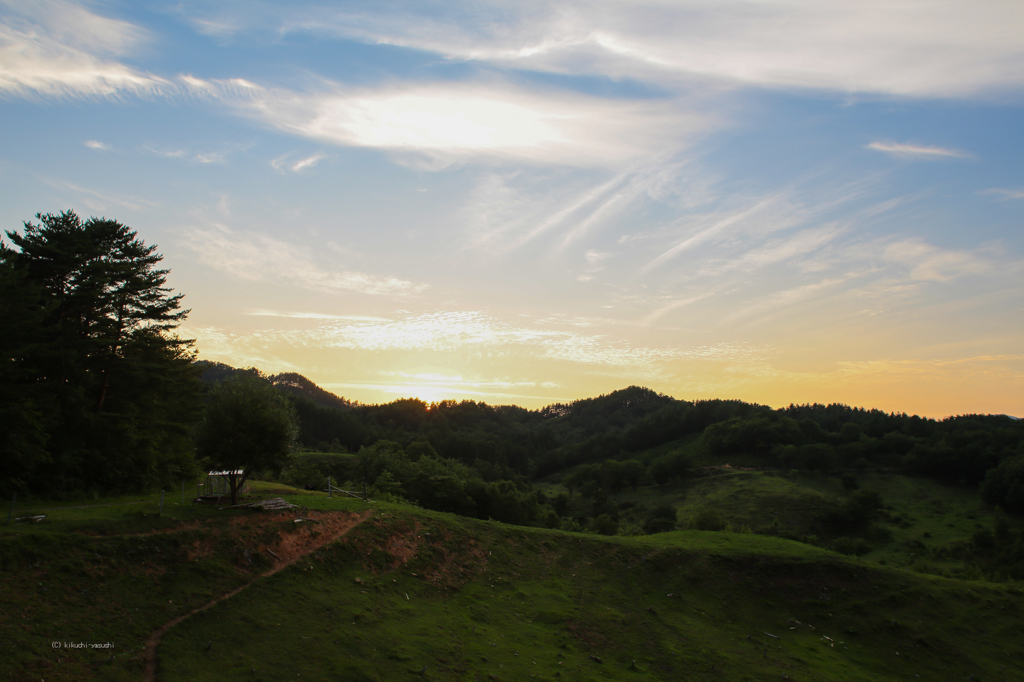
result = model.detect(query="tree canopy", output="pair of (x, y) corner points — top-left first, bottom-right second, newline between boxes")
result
(0, 211), (201, 497)
(195, 373), (299, 505)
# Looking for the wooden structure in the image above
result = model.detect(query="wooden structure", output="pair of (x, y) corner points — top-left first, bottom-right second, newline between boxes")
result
(201, 470), (248, 498)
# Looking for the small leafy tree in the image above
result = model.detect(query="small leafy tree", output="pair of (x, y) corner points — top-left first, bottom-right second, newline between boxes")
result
(619, 459), (645, 491)
(982, 454), (1024, 514)
(591, 513), (619, 536)
(688, 508), (726, 531)
(644, 504), (678, 534)
(196, 374), (298, 505)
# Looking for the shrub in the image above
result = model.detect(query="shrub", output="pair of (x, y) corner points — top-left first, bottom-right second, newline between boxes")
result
(982, 455), (1024, 514)
(591, 514), (619, 536)
(643, 504), (678, 534)
(688, 508), (725, 531)
(825, 490), (882, 531)
(830, 537), (870, 556)
(281, 457), (327, 491)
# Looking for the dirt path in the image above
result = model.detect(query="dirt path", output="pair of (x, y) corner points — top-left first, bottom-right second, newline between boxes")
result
(142, 509), (372, 682)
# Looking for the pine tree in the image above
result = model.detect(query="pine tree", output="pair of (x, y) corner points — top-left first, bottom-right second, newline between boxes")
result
(1, 211), (202, 495)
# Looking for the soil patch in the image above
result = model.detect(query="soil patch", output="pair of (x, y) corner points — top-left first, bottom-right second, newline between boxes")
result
(143, 509), (371, 682)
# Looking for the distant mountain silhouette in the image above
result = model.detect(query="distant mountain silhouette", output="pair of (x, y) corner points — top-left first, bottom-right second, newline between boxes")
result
(271, 372), (353, 411)
(195, 361), (352, 411)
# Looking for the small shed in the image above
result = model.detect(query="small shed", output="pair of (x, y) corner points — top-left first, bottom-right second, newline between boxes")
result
(202, 470), (248, 498)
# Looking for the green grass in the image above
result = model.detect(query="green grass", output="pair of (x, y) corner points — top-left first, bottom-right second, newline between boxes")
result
(563, 469), (1018, 580)
(3, 483), (1023, 682)
(158, 508), (1024, 681)
(855, 474), (1000, 574)
(611, 471), (835, 536)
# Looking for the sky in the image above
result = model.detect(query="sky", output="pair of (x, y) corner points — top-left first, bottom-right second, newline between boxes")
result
(1, 0), (1022, 417)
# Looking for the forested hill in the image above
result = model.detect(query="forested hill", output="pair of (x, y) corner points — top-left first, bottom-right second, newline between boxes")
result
(199, 364), (1024, 514)
(197, 362), (353, 411)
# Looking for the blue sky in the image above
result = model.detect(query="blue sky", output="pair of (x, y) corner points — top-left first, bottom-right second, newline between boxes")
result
(2, 0), (1022, 415)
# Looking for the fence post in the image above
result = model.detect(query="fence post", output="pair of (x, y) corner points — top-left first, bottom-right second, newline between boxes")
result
(328, 476), (332, 498)
(160, 490), (164, 517)
(6, 493), (15, 525)
(362, 480), (367, 502)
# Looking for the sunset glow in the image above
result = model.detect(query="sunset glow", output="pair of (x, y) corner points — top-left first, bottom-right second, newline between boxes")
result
(2, 0), (1022, 417)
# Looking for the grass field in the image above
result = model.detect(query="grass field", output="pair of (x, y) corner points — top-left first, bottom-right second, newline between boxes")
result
(556, 467), (1016, 580)
(2, 482), (1022, 681)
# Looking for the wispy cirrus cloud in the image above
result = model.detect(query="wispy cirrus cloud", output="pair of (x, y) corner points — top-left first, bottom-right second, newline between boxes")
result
(289, 153), (325, 172)
(724, 276), (853, 325)
(865, 141), (970, 159)
(640, 189), (847, 274)
(463, 159), (712, 258)
(182, 223), (426, 296)
(697, 224), (847, 277)
(882, 238), (991, 281)
(271, 152), (326, 173)
(245, 309), (391, 322)
(0, 0), (170, 98)
(261, 0), (1024, 97)
(83, 139), (108, 150)
(977, 187), (1024, 200)
(39, 177), (159, 211)
(145, 145), (228, 164)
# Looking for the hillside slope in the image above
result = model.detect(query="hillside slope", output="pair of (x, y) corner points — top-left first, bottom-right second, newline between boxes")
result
(158, 505), (1024, 682)
(3, 487), (1020, 682)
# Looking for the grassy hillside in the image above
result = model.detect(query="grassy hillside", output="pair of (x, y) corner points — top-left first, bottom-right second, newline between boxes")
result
(2, 485), (1022, 681)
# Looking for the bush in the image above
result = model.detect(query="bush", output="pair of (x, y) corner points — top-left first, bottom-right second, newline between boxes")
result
(825, 490), (882, 531)
(982, 455), (1024, 514)
(688, 508), (725, 531)
(280, 458), (327, 491)
(559, 517), (583, 532)
(592, 514), (619, 535)
(643, 504), (678, 534)
(830, 537), (870, 556)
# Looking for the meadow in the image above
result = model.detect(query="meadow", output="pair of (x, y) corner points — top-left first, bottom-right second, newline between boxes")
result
(2, 481), (1021, 682)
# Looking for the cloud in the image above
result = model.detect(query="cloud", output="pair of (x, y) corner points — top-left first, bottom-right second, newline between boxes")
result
(198, 308), (774, 383)
(40, 177), (158, 211)
(271, 0), (1024, 98)
(290, 153), (325, 172)
(865, 141), (969, 159)
(641, 191), (824, 273)
(245, 309), (391, 322)
(0, 0), (170, 98)
(272, 152), (327, 172)
(145, 145), (228, 164)
(463, 160), (710, 258)
(83, 139), (108, 150)
(232, 81), (709, 169)
(883, 238), (991, 281)
(697, 225), (847, 277)
(978, 187), (1024, 200)
(641, 292), (715, 325)
(182, 223), (426, 296)
(724, 276), (852, 324)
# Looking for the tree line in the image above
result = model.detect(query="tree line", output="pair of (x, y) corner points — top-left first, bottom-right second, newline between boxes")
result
(4, 210), (1023, 524)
